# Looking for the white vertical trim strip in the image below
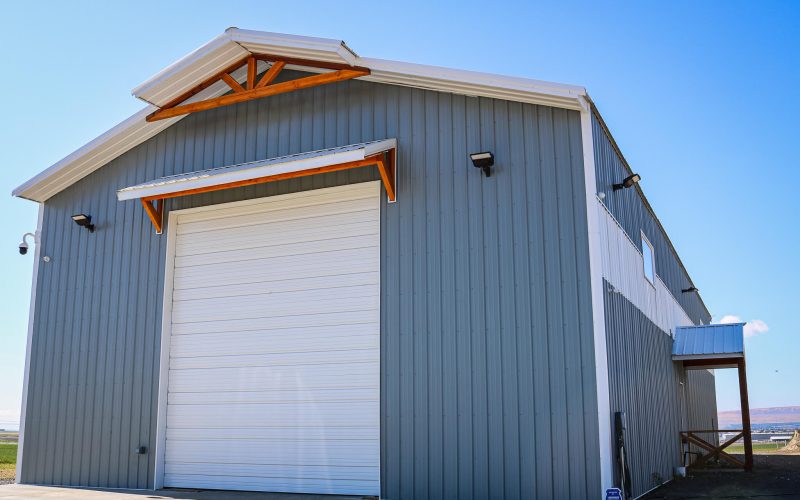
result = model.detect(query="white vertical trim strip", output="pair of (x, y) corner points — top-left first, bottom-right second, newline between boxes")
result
(16, 203), (44, 484)
(153, 212), (178, 490)
(579, 99), (613, 496)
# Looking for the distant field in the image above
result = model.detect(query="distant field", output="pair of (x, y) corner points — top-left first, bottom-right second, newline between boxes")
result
(0, 441), (16, 482)
(728, 442), (785, 454)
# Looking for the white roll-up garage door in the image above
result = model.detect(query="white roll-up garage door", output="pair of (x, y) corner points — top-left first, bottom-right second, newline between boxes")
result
(161, 182), (380, 495)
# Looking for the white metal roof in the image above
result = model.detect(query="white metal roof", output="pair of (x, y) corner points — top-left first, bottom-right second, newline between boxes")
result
(13, 28), (587, 203)
(117, 139), (396, 201)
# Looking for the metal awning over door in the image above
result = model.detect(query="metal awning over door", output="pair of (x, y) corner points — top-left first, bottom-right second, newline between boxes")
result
(117, 139), (396, 233)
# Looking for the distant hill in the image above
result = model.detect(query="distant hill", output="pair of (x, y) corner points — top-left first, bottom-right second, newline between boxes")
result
(719, 406), (800, 427)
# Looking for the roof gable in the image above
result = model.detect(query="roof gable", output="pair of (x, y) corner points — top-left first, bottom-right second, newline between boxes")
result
(12, 29), (586, 202)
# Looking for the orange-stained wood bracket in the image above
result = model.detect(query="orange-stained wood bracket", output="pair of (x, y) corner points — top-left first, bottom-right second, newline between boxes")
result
(220, 73), (245, 93)
(252, 54), (371, 73)
(156, 55), (251, 111)
(246, 56), (256, 90)
(375, 151), (396, 202)
(256, 61), (286, 88)
(147, 68), (368, 121)
(141, 199), (163, 234)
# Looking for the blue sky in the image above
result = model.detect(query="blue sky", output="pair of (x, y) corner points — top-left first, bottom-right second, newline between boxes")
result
(1, 1), (798, 428)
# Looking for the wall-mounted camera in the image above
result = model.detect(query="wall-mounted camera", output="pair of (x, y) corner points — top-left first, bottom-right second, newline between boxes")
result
(19, 232), (35, 255)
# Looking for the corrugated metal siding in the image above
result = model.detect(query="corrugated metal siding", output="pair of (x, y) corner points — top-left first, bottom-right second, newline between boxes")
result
(21, 71), (601, 498)
(597, 199), (693, 335)
(686, 370), (719, 433)
(603, 279), (717, 498)
(592, 114), (710, 326)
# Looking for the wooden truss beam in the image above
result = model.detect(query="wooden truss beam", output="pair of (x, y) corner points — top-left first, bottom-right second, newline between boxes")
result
(146, 54), (370, 122)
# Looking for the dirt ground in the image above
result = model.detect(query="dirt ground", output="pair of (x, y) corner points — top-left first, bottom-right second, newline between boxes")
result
(643, 454), (800, 499)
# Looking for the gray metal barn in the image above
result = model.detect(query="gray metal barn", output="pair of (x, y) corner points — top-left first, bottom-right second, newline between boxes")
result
(12, 29), (720, 499)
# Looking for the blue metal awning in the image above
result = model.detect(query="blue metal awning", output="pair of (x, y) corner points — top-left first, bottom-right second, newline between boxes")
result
(673, 323), (744, 366)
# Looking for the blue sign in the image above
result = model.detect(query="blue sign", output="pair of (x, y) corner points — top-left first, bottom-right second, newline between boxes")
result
(606, 488), (623, 500)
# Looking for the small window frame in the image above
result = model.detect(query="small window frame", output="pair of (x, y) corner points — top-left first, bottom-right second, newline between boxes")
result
(641, 232), (656, 286)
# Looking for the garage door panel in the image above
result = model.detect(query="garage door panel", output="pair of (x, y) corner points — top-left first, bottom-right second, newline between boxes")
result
(163, 475), (378, 495)
(165, 463), (378, 481)
(163, 182), (380, 495)
(167, 423), (378, 440)
(165, 439), (378, 465)
(177, 196), (377, 236)
(172, 295), (378, 325)
(168, 387), (378, 406)
(176, 220), (377, 259)
(167, 402), (378, 429)
(175, 234), (378, 269)
(172, 272), (378, 302)
(172, 247), (378, 290)
(172, 286), (379, 324)
(175, 211), (377, 257)
(169, 363), (378, 392)
(171, 310), (376, 336)
(170, 324), (379, 357)
(169, 347), (378, 370)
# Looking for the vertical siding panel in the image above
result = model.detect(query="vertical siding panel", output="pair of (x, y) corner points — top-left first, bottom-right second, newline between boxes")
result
(478, 97), (505, 500)
(438, 92), (459, 500)
(410, 88), (429, 500)
(465, 95), (489, 500)
(425, 90), (444, 500)
(494, 99), (520, 500)
(25, 73), (600, 497)
(509, 101), (535, 499)
(396, 85), (415, 500)
(451, 94), (475, 500)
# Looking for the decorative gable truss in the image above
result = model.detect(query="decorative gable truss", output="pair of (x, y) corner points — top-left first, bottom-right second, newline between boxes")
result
(146, 54), (370, 122)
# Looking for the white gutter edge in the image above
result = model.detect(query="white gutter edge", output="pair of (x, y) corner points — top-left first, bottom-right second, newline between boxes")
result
(579, 96), (613, 496)
(16, 203), (44, 484)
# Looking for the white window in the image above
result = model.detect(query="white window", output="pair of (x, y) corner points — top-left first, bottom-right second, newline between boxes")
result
(641, 232), (655, 285)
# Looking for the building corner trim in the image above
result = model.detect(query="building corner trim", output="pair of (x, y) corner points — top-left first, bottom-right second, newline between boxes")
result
(579, 98), (613, 495)
(16, 203), (44, 484)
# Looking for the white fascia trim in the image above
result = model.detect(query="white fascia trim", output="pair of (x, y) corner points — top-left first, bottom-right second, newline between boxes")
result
(579, 96), (613, 496)
(131, 31), (237, 98)
(11, 107), (181, 202)
(360, 57), (586, 110)
(16, 203), (44, 484)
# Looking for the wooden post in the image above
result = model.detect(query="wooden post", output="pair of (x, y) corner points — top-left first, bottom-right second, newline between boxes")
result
(738, 358), (753, 470)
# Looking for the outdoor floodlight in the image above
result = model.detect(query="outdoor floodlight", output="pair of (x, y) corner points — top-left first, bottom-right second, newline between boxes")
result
(71, 214), (95, 233)
(613, 173), (641, 191)
(681, 286), (699, 293)
(470, 152), (494, 177)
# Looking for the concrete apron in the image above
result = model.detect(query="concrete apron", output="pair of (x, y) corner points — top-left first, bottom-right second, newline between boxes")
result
(0, 485), (367, 499)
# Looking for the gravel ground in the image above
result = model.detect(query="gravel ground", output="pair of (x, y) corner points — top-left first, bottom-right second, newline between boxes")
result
(644, 454), (800, 499)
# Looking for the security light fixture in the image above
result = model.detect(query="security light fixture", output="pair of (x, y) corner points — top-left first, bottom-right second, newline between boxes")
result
(613, 173), (641, 191)
(71, 214), (95, 233)
(681, 286), (698, 293)
(469, 152), (494, 177)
